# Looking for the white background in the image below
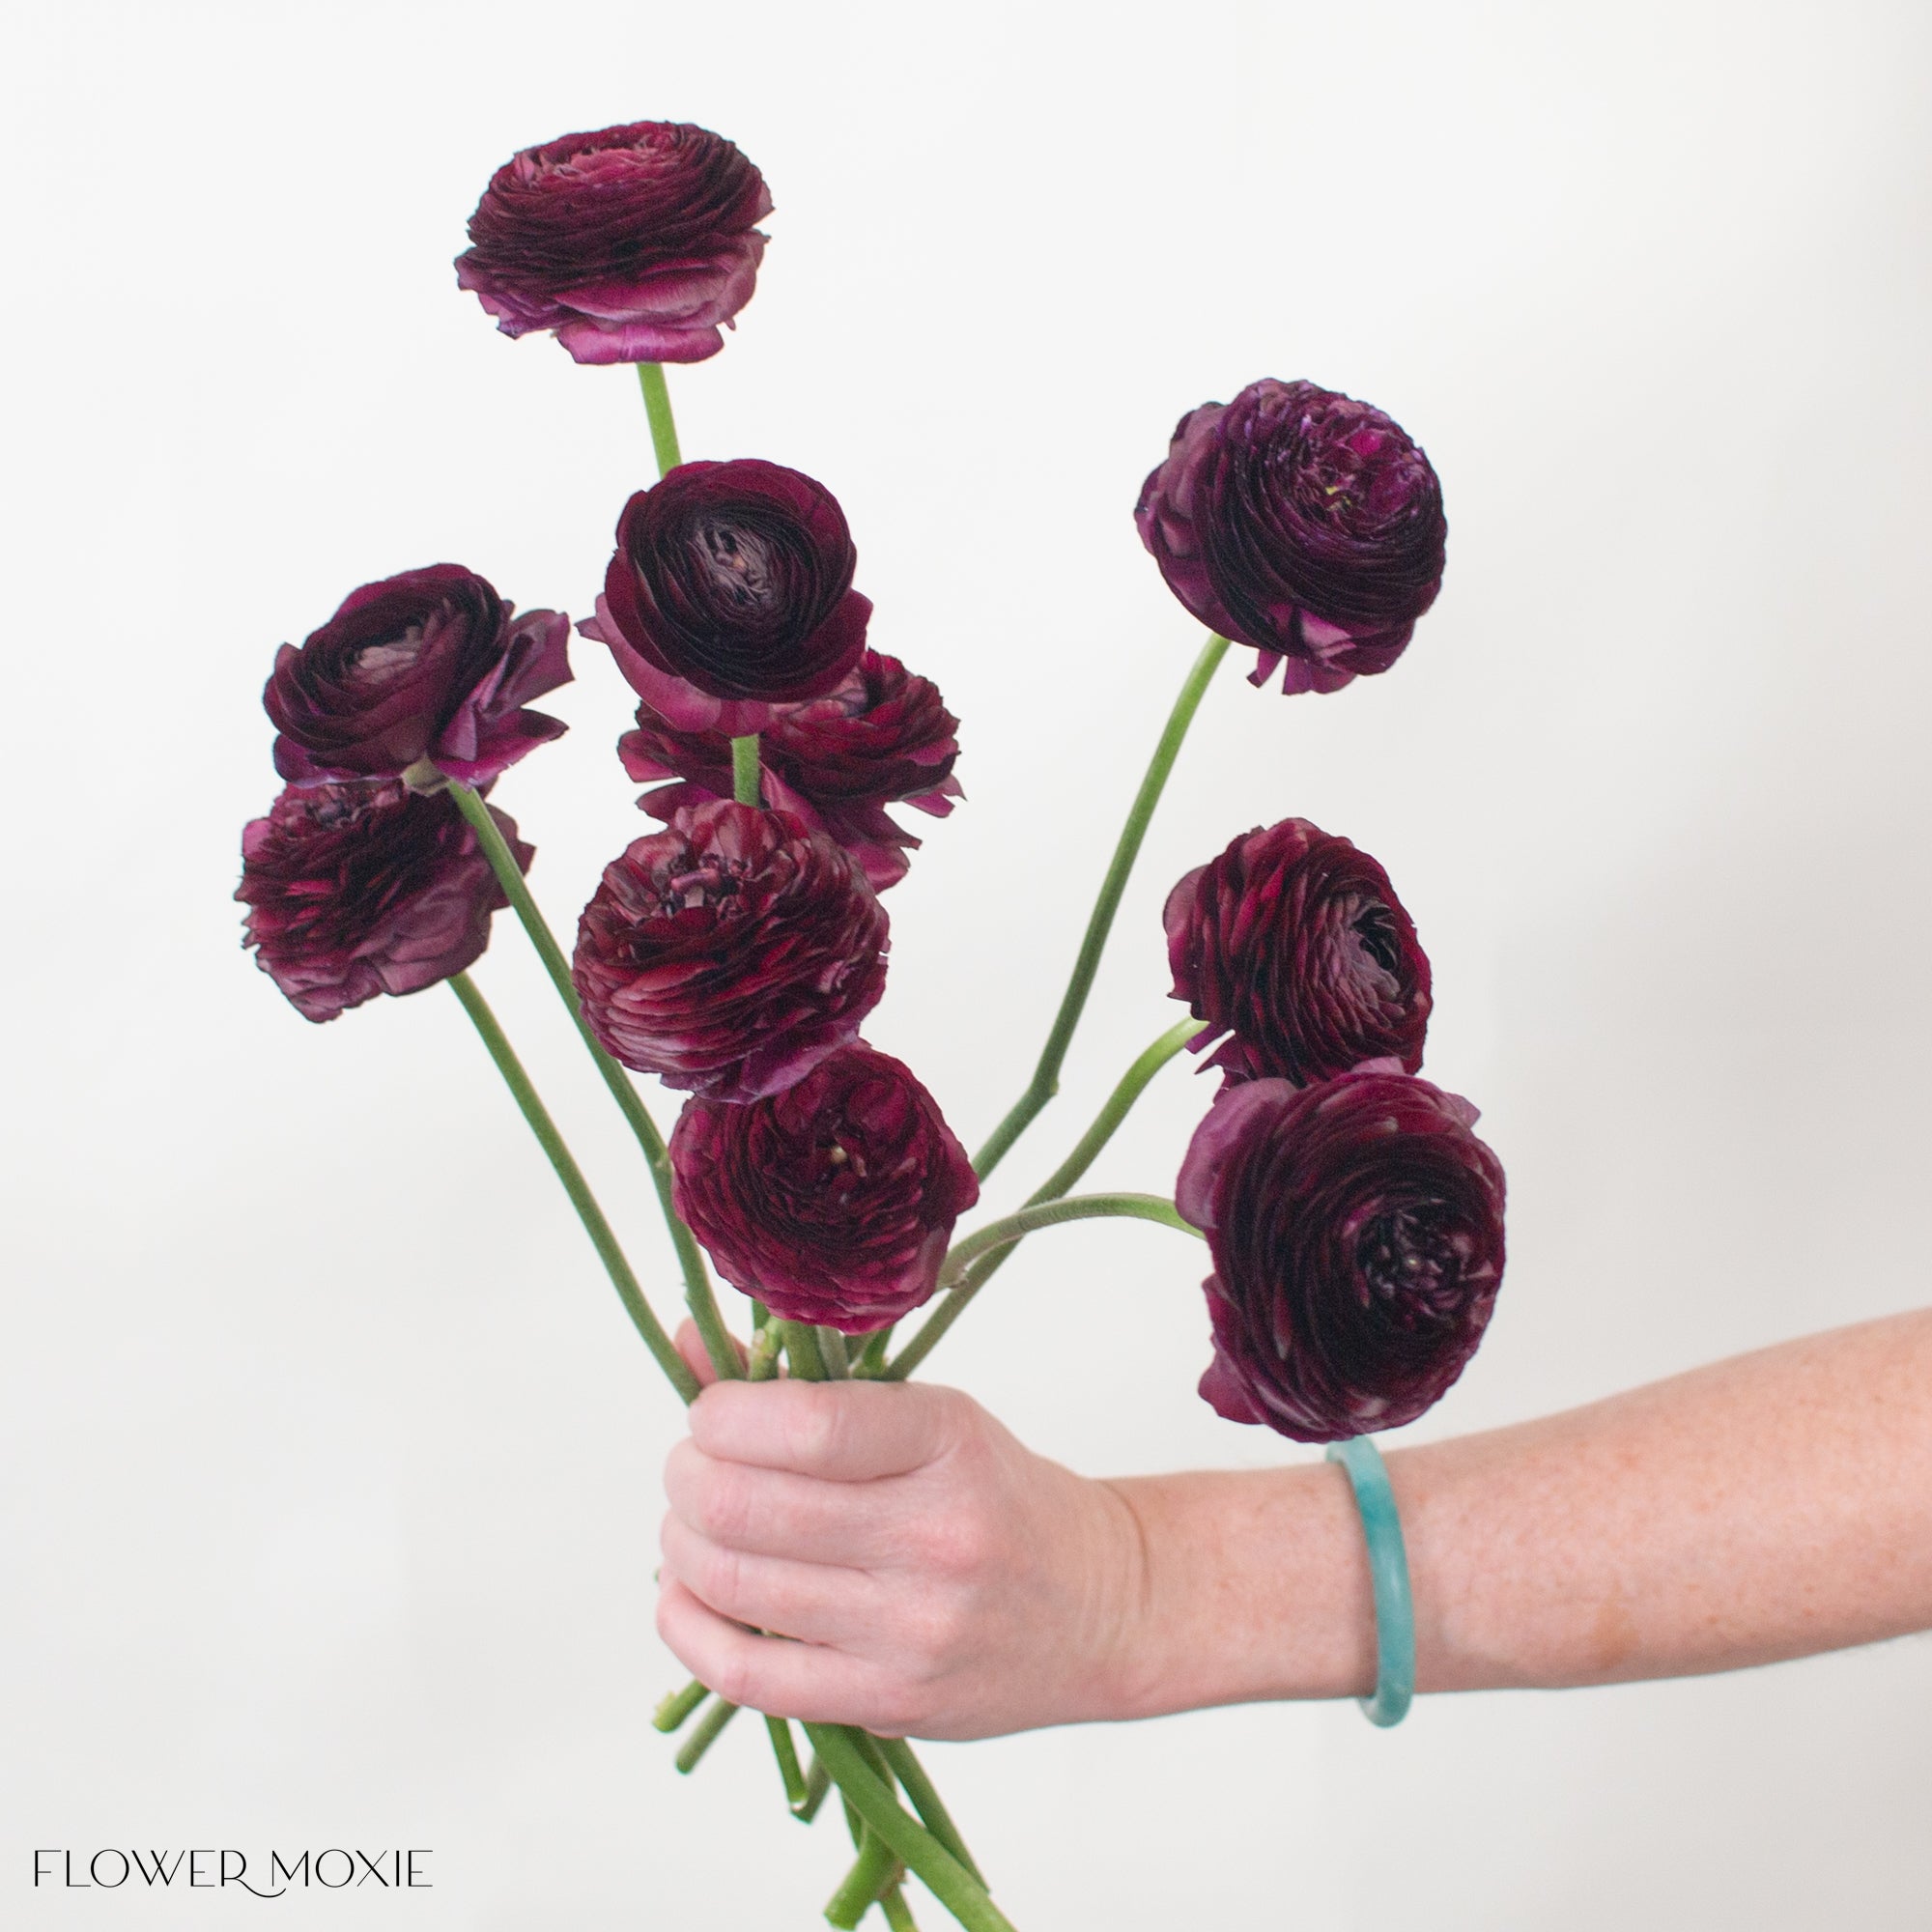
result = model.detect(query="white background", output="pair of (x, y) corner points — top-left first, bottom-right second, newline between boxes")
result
(4, 1), (1930, 1924)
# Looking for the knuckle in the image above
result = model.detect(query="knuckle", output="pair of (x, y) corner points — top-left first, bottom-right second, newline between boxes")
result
(709, 1651), (757, 1711)
(694, 1539), (746, 1612)
(785, 1386), (845, 1468)
(691, 1465), (754, 1546)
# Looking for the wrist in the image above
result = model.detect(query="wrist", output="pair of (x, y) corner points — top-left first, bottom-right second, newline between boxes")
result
(1095, 1463), (1379, 1718)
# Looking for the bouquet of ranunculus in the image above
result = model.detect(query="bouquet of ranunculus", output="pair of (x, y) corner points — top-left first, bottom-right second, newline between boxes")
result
(239, 118), (1505, 1931)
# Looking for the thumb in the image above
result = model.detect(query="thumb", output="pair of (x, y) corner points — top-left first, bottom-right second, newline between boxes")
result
(675, 1317), (750, 1388)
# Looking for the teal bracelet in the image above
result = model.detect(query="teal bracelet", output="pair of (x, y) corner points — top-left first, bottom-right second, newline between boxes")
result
(1325, 1435), (1415, 1727)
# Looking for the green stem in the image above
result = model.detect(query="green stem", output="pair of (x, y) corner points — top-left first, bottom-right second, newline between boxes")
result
(445, 783), (740, 1384)
(936, 1194), (1197, 1285)
(795, 1752), (834, 1823)
(801, 1725), (1017, 1932)
(889, 1018), (1203, 1379)
(972, 634), (1230, 1182)
(853, 1326), (894, 1377)
(884, 1194), (1198, 1383)
(765, 1716), (809, 1808)
(826, 1824), (902, 1929)
(876, 1738), (984, 1884)
(652, 1676), (709, 1733)
(674, 1694), (739, 1773)
(748, 1321), (784, 1382)
(880, 1886), (921, 1931)
(783, 1321), (832, 1382)
(638, 361), (683, 476)
(447, 974), (698, 1402)
(731, 734), (763, 806)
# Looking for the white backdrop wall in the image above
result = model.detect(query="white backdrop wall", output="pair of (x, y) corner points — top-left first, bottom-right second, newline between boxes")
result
(4, 1), (1929, 1925)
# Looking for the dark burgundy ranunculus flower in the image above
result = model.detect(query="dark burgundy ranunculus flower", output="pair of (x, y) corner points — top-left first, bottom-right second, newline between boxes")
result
(1177, 1072), (1505, 1441)
(455, 121), (772, 365)
(580, 460), (870, 735)
(617, 650), (962, 891)
(1166, 816), (1431, 1088)
(572, 798), (888, 1102)
(668, 1041), (980, 1333)
(1135, 379), (1446, 696)
(237, 781), (531, 1024)
(265, 565), (571, 787)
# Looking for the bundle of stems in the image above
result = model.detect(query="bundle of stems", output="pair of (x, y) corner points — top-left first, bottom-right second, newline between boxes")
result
(440, 365), (1226, 1929)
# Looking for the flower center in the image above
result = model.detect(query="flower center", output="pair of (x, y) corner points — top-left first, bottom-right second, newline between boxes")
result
(1355, 1206), (1455, 1312)
(690, 519), (779, 616)
(351, 627), (426, 688)
(654, 851), (755, 916)
(1350, 899), (1403, 979)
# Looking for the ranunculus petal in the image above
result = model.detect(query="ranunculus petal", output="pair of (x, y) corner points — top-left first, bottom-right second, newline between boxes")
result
(455, 121), (770, 366)
(238, 781), (531, 1024)
(1137, 380), (1446, 696)
(1177, 1070), (1505, 1441)
(572, 798), (889, 1103)
(591, 462), (869, 708)
(617, 649), (962, 893)
(265, 566), (572, 787)
(1166, 816), (1431, 1090)
(670, 1042), (978, 1333)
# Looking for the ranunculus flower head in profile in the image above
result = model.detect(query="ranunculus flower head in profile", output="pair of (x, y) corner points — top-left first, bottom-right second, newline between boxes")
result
(1135, 379), (1446, 696)
(572, 798), (888, 1103)
(455, 120), (772, 366)
(669, 1041), (980, 1333)
(618, 649), (962, 891)
(238, 781), (532, 1024)
(1166, 816), (1431, 1088)
(581, 460), (871, 736)
(1177, 1071), (1505, 1441)
(265, 564), (571, 788)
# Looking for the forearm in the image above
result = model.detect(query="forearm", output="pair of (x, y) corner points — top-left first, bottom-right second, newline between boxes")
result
(1108, 1309), (1932, 1715)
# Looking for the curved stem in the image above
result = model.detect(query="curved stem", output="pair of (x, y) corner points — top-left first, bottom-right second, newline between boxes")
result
(731, 733), (762, 806)
(446, 783), (741, 1383)
(971, 634), (1230, 1182)
(934, 1193), (1198, 1293)
(887, 1019), (1203, 1380)
(800, 1725), (1017, 1932)
(638, 362), (683, 475)
(447, 974), (698, 1402)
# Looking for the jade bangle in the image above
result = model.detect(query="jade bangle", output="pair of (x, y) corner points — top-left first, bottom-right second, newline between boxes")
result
(1325, 1434), (1415, 1727)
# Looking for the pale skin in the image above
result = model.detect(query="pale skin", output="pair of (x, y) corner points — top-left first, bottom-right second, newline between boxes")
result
(655, 1308), (1932, 1742)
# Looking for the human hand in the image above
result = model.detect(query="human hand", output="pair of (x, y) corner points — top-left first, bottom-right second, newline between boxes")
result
(655, 1324), (1151, 1740)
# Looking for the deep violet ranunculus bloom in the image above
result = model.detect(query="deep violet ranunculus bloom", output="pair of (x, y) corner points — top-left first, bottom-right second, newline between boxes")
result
(572, 798), (888, 1103)
(265, 565), (571, 788)
(618, 650), (962, 891)
(1135, 379), (1446, 696)
(669, 1041), (980, 1333)
(580, 460), (871, 735)
(455, 121), (772, 365)
(238, 780), (532, 1024)
(1178, 1072), (1505, 1442)
(1165, 816), (1431, 1089)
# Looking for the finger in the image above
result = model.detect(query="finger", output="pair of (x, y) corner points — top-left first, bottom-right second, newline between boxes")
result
(659, 1513), (879, 1646)
(675, 1317), (749, 1388)
(664, 1437), (910, 1568)
(655, 1576), (904, 1730)
(690, 1378), (964, 1482)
